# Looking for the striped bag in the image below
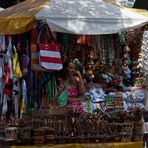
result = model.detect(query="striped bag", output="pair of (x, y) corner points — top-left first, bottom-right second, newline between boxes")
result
(39, 24), (63, 70)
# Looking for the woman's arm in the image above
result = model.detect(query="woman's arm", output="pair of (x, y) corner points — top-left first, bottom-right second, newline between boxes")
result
(67, 97), (81, 103)
(74, 71), (86, 96)
(78, 79), (86, 96)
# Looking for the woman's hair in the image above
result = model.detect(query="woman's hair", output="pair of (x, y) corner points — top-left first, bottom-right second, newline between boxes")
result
(63, 59), (75, 70)
(56, 60), (75, 80)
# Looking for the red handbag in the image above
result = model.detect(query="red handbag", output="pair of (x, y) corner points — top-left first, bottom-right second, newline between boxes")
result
(38, 24), (63, 71)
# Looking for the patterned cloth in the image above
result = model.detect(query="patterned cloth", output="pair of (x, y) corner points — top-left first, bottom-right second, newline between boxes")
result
(66, 101), (84, 113)
(68, 87), (78, 98)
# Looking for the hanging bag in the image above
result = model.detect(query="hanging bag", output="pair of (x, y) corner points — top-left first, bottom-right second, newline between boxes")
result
(48, 74), (68, 106)
(55, 80), (68, 106)
(38, 24), (63, 71)
(31, 28), (39, 70)
(31, 27), (47, 71)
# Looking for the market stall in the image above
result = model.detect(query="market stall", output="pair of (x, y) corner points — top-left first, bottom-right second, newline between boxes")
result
(0, 23), (146, 147)
(0, 0), (147, 147)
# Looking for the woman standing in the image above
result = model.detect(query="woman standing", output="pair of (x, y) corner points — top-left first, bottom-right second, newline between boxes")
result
(56, 60), (85, 112)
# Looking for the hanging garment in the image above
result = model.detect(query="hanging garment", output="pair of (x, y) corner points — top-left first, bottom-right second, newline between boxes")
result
(21, 54), (30, 74)
(6, 36), (13, 79)
(2, 94), (8, 114)
(31, 27), (43, 71)
(12, 77), (20, 119)
(20, 79), (27, 118)
(3, 38), (13, 97)
(2, 36), (13, 114)
(56, 33), (69, 58)
(13, 46), (23, 79)
(0, 35), (5, 80)
(0, 78), (3, 107)
(34, 72), (41, 110)
(0, 35), (5, 51)
(3, 78), (13, 96)
(0, 35), (5, 108)
(57, 33), (69, 47)
(39, 72), (51, 87)
(30, 71), (36, 108)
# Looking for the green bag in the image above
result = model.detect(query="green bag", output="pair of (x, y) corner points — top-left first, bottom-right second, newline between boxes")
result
(55, 80), (68, 106)
(48, 75), (57, 100)
(48, 76), (68, 106)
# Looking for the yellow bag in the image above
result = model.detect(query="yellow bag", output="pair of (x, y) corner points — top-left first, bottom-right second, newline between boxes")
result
(13, 45), (23, 79)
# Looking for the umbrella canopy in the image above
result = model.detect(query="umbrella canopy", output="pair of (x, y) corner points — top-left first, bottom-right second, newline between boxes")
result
(0, 0), (47, 34)
(36, 0), (148, 34)
(0, 0), (147, 35)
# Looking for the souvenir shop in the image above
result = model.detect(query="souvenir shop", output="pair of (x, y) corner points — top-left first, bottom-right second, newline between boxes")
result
(0, 21), (146, 147)
(0, 0), (148, 147)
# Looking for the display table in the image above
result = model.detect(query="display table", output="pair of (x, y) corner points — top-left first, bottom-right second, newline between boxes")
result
(11, 142), (143, 148)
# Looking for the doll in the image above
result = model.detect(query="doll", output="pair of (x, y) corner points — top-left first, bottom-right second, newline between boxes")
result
(122, 64), (131, 86)
(84, 44), (96, 83)
(122, 45), (132, 87)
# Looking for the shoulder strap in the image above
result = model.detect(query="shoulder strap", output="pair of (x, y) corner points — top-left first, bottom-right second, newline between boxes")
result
(31, 28), (37, 43)
(37, 25), (45, 44)
(45, 24), (56, 43)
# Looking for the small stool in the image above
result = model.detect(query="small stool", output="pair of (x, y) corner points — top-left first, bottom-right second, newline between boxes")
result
(4, 127), (19, 140)
(21, 126), (32, 139)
